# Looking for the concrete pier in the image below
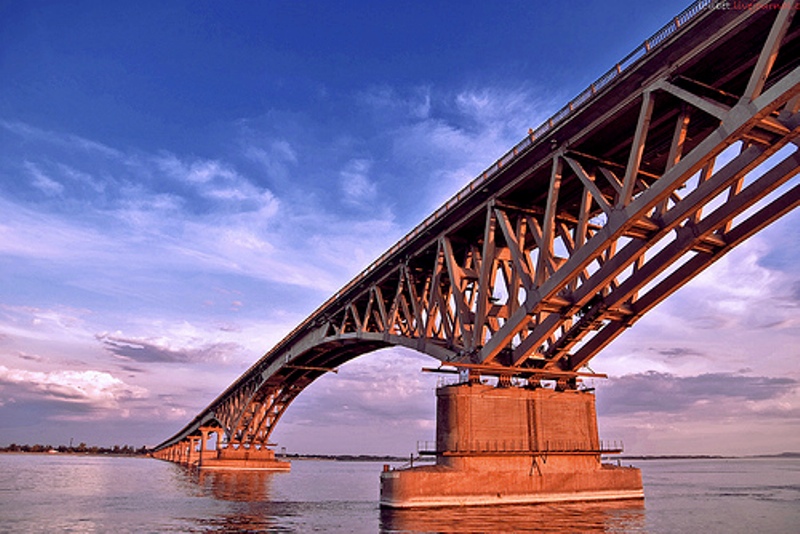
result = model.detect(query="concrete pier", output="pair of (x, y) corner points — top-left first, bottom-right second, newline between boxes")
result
(380, 382), (642, 508)
(199, 447), (291, 471)
(150, 426), (290, 471)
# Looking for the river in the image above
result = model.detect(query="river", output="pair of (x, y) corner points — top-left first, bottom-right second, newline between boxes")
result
(0, 454), (797, 532)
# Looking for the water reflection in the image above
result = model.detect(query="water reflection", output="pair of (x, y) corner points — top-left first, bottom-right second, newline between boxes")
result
(380, 499), (646, 533)
(168, 464), (647, 533)
(178, 469), (296, 532)
(4, 456), (794, 533)
(197, 470), (275, 502)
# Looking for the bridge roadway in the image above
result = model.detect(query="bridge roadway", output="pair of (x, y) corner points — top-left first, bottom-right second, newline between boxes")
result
(154, 0), (800, 456)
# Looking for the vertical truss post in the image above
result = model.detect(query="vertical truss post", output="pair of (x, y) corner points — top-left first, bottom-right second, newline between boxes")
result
(442, 236), (473, 345)
(509, 215), (528, 317)
(619, 91), (655, 208)
(537, 156), (563, 286)
(472, 205), (497, 351)
(657, 106), (691, 216)
(570, 187), (592, 292)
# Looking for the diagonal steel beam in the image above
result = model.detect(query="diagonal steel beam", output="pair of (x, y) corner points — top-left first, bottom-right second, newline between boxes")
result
(657, 79), (730, 120)
(480, 64), (800, 366)
(565, 156), (613, 216)
(742, 0), (796, 102)
(569, 181), (800, 370)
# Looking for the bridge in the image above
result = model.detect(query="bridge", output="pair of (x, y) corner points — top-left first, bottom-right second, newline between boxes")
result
(152, 0), (799, 502)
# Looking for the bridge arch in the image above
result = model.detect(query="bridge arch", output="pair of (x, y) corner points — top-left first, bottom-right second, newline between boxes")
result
(157, 335), (451, 453)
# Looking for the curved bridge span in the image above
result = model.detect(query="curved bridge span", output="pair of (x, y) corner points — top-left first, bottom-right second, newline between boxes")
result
(154, 0), (800, 457)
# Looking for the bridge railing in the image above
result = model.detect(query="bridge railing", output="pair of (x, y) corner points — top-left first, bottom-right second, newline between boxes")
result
(202, 0), (715, 415)
(416, 439), (625, 455)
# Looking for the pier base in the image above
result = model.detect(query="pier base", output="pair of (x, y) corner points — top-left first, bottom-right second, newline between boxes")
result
(200, 447), (291, 471)
(151, 428), (291, 471)
(380, 382), (642, 508)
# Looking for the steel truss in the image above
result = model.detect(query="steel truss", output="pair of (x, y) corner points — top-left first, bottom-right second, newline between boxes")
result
(327, 0), (800, 380)
(154, 0), (799, 452)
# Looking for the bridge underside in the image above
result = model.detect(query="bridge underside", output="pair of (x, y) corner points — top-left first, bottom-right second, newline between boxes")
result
(154, 0), (800, 481)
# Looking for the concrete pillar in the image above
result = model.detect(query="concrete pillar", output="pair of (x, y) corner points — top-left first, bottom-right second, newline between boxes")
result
(179, 441), (188, 465)
(183, 440), (192, 465)
(435, 383), (601, 457)
(199, 428), (209, 467)
(155, 428), (290, 472)
(380, 383), (642, 508)
(186, 436), (201, 466)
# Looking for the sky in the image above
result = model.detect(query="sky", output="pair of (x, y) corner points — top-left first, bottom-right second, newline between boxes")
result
(1, 0), (798, 456)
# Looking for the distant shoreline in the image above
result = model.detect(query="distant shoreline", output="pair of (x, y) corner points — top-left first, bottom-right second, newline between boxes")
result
(0, 451), (149, 458)
(3, 450), (798, 461)
(278, 454), (409, 462)
(614, 452), (800, 460)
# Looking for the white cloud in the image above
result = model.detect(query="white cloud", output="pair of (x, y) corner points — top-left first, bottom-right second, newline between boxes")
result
(597, 380), (800, 456)
(340, 158), (377, 207)
(382, 86), (557, 213)
(155, 153), (281, 212)
(0, 150), (324, 294)
(243, 139), (298, 184)
(24, 161), (64, 196)
(0, 199), (130, 266)
(0, 304), (94, 345)
(157, 156), (237, 185)
(57, 163), (106, 193)
(96, 331), (241, 364)
(359, 85), (433, 121)
(1, 120), (123, 159)
(0, 365), (148, 410)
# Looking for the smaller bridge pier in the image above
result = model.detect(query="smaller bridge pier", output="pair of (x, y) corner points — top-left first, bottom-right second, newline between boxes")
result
(380, 381), (642, 508)
(151, 426), (290, 471)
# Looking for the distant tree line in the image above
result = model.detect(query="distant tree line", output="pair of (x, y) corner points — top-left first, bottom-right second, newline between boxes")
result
(280, 453), (408, 462)
(1, 443), (149, 455)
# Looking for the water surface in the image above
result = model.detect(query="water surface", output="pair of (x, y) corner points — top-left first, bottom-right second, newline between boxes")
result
(0, 454), (797, 532)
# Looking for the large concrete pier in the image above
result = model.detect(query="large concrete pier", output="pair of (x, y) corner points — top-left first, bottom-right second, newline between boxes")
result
(380, 382), (642, 508)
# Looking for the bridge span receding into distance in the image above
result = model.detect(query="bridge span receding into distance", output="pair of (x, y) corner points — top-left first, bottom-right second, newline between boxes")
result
(152, 0), (799, 504)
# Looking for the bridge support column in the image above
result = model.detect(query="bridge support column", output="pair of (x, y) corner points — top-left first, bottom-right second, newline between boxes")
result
(196, 445), (290, 471)
(191, 428), (290, 471)
(186, 436), (201, 467)
(380, 382), (642, 508)
(178, 441), (189, 465)
(198, 427), (217, 468)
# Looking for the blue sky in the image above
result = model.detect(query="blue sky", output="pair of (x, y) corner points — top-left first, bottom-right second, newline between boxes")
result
(1, 0), (798, 456)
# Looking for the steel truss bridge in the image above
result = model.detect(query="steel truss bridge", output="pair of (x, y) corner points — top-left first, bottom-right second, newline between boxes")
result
(154, 0), (800, 454)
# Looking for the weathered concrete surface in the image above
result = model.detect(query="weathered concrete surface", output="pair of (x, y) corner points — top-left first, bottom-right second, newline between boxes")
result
(150, 430), (291, 471)
(200, 447), (291, 471)
(437, 383), (601, 454)
(380, 383), (642, 508)
(380, 464), (642, 507)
